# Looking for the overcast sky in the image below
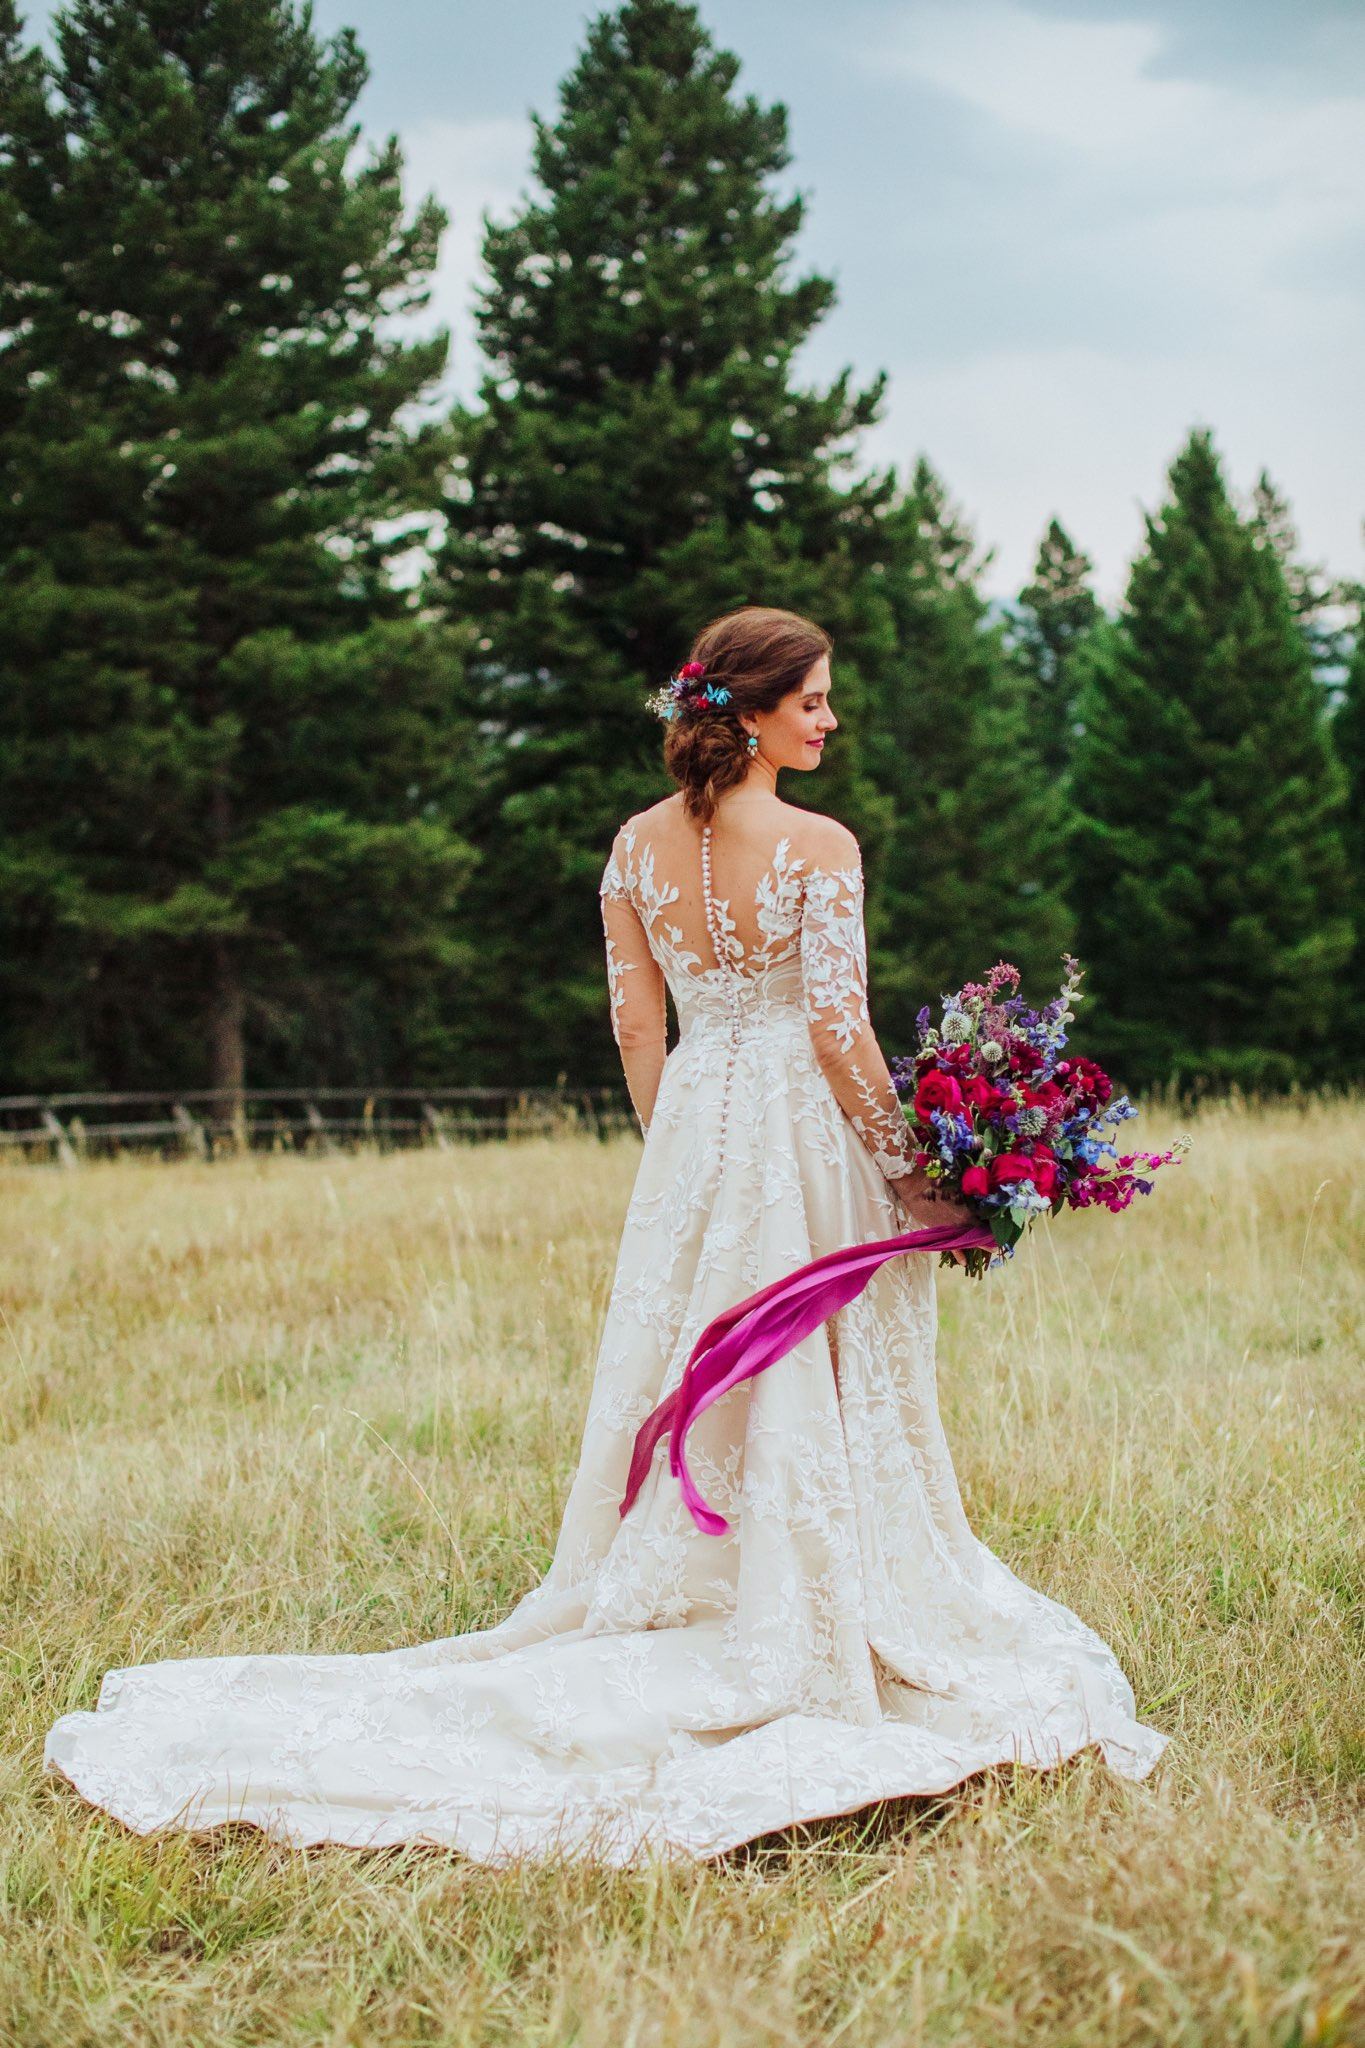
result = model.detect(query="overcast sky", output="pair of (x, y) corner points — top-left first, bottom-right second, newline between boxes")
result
(30, 0), (1365, 604)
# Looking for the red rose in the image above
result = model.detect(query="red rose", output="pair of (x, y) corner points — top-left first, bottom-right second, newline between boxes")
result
(989, 1152), (1035, 1188)
(991, 1149), (1059, 1198)
(915, 1071), (965, 1119)
(961, 1163), (991, 1198)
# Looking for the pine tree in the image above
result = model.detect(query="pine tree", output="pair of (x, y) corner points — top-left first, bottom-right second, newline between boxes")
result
(862, 458), (1074, 1047)
(1007, 518), (1100, 783)
(0, 0), (476, 1099)
(1248, 470), (1348, 694)
(1332, 602), (1365, 1053)
(1069, 429), (1351, 1094)
(431, 0), (897, 1085)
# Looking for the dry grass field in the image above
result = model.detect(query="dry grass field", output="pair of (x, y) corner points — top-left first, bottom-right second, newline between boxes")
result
(2, 1094), (1363, 2046)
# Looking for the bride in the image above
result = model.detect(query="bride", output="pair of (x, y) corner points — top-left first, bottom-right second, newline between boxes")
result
(45, 604), (1169, 1864)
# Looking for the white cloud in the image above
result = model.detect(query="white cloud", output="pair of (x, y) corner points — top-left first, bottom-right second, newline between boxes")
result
(830, 0), (1365, 595)
(861, 339), (1363, 604)
(878, 5), (1195, 155)
(863, 0), (1365, 273)
(869, 0), (1362, 173)
(379, 10), (1364, 601)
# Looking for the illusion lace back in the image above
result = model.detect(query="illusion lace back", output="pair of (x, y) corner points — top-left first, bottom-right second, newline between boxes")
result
(44, 801), (1169, 1864)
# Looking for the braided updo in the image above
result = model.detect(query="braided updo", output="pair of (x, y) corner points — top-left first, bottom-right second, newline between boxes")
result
(658, 606), (833, 825)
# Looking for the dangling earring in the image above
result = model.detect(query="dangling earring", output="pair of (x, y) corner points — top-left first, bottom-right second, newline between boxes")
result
(746, 732), (759, 754)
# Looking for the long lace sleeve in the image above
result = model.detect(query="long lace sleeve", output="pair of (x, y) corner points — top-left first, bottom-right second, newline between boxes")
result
(799, 853), (918, 1185)
(600, 830), (666, 1137)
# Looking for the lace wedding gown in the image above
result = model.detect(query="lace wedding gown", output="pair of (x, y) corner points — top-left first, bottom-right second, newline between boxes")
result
(44, 800), (1169, 1864)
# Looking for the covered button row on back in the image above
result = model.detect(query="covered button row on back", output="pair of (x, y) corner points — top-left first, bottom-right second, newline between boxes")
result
(701, 822), (743, 1148)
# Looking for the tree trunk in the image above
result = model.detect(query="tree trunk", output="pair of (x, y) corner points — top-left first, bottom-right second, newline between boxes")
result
(209, 938), (245, 1146)
(206, 764), (245, 1144)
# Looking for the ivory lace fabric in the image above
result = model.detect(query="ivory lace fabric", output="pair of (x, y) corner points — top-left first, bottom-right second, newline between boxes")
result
(44, 804), (1168, 1864)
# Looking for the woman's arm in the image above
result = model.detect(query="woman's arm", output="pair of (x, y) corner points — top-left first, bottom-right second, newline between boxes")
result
(797, 821), (960, 1230)
(600, 829), (667, 1135)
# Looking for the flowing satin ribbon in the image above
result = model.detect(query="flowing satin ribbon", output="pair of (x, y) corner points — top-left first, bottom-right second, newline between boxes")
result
(619, 1217), (999, 1535)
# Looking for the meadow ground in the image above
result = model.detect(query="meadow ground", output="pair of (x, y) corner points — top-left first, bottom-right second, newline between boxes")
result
(2, 1095), (1362, 2047)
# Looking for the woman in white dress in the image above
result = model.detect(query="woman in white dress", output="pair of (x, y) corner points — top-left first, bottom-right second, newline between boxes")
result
(44, 605), (1169, 1865)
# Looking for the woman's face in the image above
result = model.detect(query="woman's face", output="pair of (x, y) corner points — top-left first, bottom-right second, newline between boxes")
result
(747, 654), (838, 773)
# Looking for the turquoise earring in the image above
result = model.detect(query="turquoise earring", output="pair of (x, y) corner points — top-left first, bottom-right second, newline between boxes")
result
(746, 732), (759, 754)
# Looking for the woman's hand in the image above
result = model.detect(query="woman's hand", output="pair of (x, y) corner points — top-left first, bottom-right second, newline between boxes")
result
(889, 1165), (976, 1265)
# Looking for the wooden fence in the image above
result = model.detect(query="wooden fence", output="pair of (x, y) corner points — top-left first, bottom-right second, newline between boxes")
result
(0, 1086), (637, 1164)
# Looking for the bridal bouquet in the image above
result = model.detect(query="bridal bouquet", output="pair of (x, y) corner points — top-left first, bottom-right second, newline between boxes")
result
(890, 955), (1191, 1280)
(621, 953), (1190, 1534)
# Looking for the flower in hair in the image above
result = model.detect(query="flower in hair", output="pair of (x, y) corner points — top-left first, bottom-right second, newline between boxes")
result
(644, 659), (733, 722)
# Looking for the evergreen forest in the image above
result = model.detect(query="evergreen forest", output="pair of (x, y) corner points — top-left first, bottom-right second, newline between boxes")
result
(2, 0), (1361, 1105)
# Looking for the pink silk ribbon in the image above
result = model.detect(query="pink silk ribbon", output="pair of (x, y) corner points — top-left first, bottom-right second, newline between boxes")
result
(618, 1217), (999, 1535)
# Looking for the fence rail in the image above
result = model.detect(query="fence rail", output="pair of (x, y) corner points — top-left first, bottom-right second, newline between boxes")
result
(0, 1086), (637, 1164)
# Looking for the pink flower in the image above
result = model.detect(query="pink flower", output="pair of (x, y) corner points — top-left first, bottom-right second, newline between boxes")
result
(678, 661), (707, 681)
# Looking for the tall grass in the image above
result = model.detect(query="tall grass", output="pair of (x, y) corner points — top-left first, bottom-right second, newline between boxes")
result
(1, 1096), (1362, 2045)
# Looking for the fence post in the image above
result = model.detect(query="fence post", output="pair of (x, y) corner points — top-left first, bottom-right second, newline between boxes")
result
(172, 1103), (208, 1159)
(305, 1102), (334, 1155)
(41, 1107), (77, 1168)
(422, 1101), (451, 1150)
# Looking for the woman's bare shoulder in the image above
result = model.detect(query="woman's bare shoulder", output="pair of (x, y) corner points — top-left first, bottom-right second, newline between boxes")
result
(783, 805), (860, 866)
(626, 794), (683, 832)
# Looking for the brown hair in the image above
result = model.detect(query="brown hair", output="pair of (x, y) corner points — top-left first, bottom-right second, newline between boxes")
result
(661, 606), (833, 824)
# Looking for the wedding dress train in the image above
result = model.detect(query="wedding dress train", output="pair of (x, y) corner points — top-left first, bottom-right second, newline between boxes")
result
(44, 802), (1169, 1864)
